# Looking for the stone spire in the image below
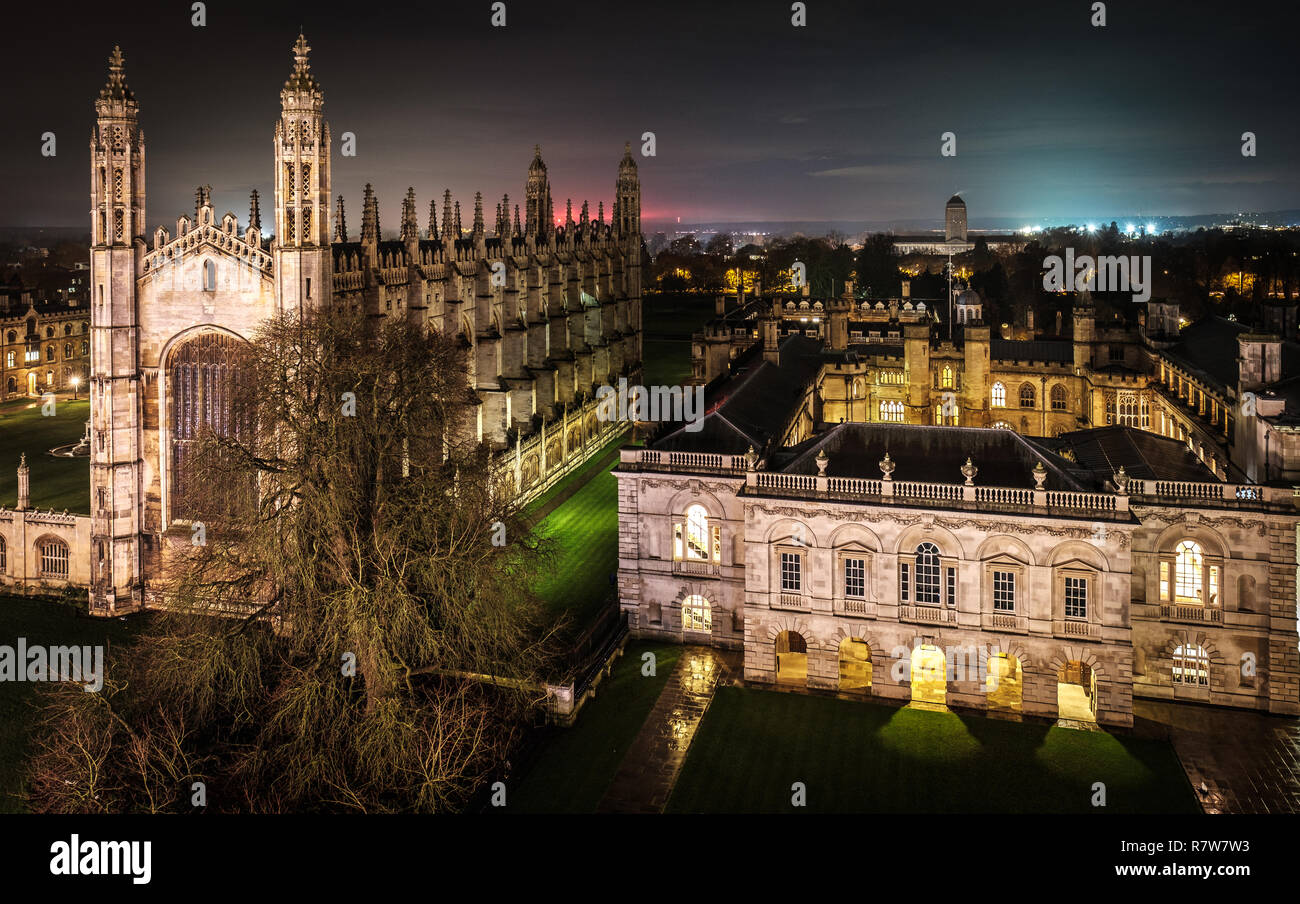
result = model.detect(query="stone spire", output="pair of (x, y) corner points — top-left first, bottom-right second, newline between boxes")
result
(453, 201), (463, 237)
(97, 45), (136, 110)
(361, 183), (379, 244)
(513, 204), (522, 236)
(195, 184), (212, 220)
(500, 194), (511, 235)
(597, 201), (604, 225)
(428, 197), (438, 238)
(564, 199), (574, 229)
(441, 190), (454, 239)
(16, 454), (29, 512)
(494, 202), (503, 236)
(283, 32), (321, 96)
(334, 195), (346, 242)
(472, 192), (485, 236)
(248, 189), (262, 232)
(401, 187), (418, 242)
(526, 144), (551, 239)
(580, 200), (590, 227)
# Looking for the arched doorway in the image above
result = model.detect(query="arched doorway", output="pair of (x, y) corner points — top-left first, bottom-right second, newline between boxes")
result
(774, 630), (808, 686)
(27, 372), (36, 396)
(1057, 660), (1098, 722)
(838, 638), (871, 692)
(986, 653), (1022, 711)
(910, 644), (947, 705)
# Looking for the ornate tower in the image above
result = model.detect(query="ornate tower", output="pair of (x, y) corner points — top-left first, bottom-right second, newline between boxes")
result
(89, 46), (146, 611)
(615, 142), (641, 241)
(525, 146), (552, 240)
(273, 33), (331, 311)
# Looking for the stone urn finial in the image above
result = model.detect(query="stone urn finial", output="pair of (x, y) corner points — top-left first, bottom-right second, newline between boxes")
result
(961, 455), (978, 486)
(879, 451), (895, 481)
(744, 444), (758, 471)
(1113, 465), (1129, 495)
(815, 448), (829, 477)
(1032, 460), (1048, 490)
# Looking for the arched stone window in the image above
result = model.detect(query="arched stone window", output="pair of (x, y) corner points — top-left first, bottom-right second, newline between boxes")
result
(39, 537), (70, 578)
(202, 259), (216, 292)
(940, 365), (954, 388)
(879, 400), (903, 422)
(1050, 384), (1067, 410)
(991, 381), (1006, 407)
(682, 594), (712, 633)
(1019, 382), (1035, 408)
(673, 503), (720, 564)
(1172, 643), (1209, 686)
(168, 332), (249, 522)
(901, 541), (943, 606)
(1159, 539), (1220, 606)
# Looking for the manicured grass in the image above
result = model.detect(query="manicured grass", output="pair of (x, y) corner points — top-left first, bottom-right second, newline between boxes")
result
(531, 448), (622, 631)
(0, 397), (90, 514)
(667, 687), (1198, 814)
(641, 292), (717, 388)
(0, 594), (150, 813)
(507, 642), (683, 813)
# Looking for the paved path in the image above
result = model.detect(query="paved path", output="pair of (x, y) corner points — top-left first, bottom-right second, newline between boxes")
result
(597, 646), (738, 813)
(1135, 700), (1300, 814)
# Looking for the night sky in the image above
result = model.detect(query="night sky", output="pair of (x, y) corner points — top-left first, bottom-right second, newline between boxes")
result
(4, 0), (1298, 230)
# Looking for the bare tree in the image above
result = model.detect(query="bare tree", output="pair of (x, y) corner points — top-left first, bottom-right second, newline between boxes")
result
(28, 311), (558, 813)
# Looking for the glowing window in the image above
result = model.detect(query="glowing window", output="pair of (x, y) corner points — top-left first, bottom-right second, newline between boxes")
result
(1175, 540), (1203, 602)
(684, 505), (709, 561)
(991, 382), (1006, 407)
(682, 594), (712, 633)
(1172, 643), (1209, 686)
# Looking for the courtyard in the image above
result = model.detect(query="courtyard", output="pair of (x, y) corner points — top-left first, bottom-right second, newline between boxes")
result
(0, 396), (90, 514)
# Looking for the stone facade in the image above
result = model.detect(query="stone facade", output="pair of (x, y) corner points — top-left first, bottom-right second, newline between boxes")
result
(616, 386), (1300, 726)
(86, 37), (641, 613)
(0, 294), (90, 399)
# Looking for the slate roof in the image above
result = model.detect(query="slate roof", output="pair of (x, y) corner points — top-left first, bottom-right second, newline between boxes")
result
(652, 335), (823, 455)
(774, 422), (1089, 491)
(989, 338), (1073, 364)
(1034, 425), (1217, 483)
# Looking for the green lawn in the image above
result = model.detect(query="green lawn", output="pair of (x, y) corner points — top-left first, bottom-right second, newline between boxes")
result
(0, 594), (150, 813)
(0, 397), (90, 514)
(641, 292), (717, 388)
(530, 445), (622, 631)
(668, 687), (1198, 814)
(507, 642), (682, 813)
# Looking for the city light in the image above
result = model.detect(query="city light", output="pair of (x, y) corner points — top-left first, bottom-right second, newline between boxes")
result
(1125, 223), (1136, 235)
(1147, 222), (1158, 235)
(1086, 223), (1097, 233)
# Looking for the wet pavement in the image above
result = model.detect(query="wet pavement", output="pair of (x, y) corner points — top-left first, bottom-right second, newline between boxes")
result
(1134, 700), (1300, 814)
(597, 646), (739, 813)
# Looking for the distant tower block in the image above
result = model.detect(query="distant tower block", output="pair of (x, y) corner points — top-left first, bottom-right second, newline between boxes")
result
(945, 195), (967, 243)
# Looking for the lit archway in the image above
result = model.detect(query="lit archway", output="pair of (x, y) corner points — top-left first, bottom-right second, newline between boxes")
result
(986, 653), (1022, 711)
(910, 644), (947, 704)
(775, 630), (808, 686)
(1057, 660), (1098, 722)
(838, 638), (871, 692)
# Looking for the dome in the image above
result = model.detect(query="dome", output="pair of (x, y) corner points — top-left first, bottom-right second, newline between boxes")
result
(956, 289), (982, 306)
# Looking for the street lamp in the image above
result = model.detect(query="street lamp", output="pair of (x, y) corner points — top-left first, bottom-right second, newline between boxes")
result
(71, 375), (80, 400)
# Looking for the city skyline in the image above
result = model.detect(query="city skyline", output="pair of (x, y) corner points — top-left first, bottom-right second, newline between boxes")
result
(3, 0), (1299, 229)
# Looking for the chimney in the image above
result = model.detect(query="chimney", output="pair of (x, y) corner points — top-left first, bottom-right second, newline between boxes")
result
(17, 454), (29, 511)
(901, 280), (910, 299)
(715, 294), (726, 315)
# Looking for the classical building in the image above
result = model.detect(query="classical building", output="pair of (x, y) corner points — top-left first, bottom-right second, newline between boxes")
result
(86, 37), (642, 613)
(628, 294), (1300, 725)
(892, 195), (1025, 256)
(0, 290), (90, 399)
